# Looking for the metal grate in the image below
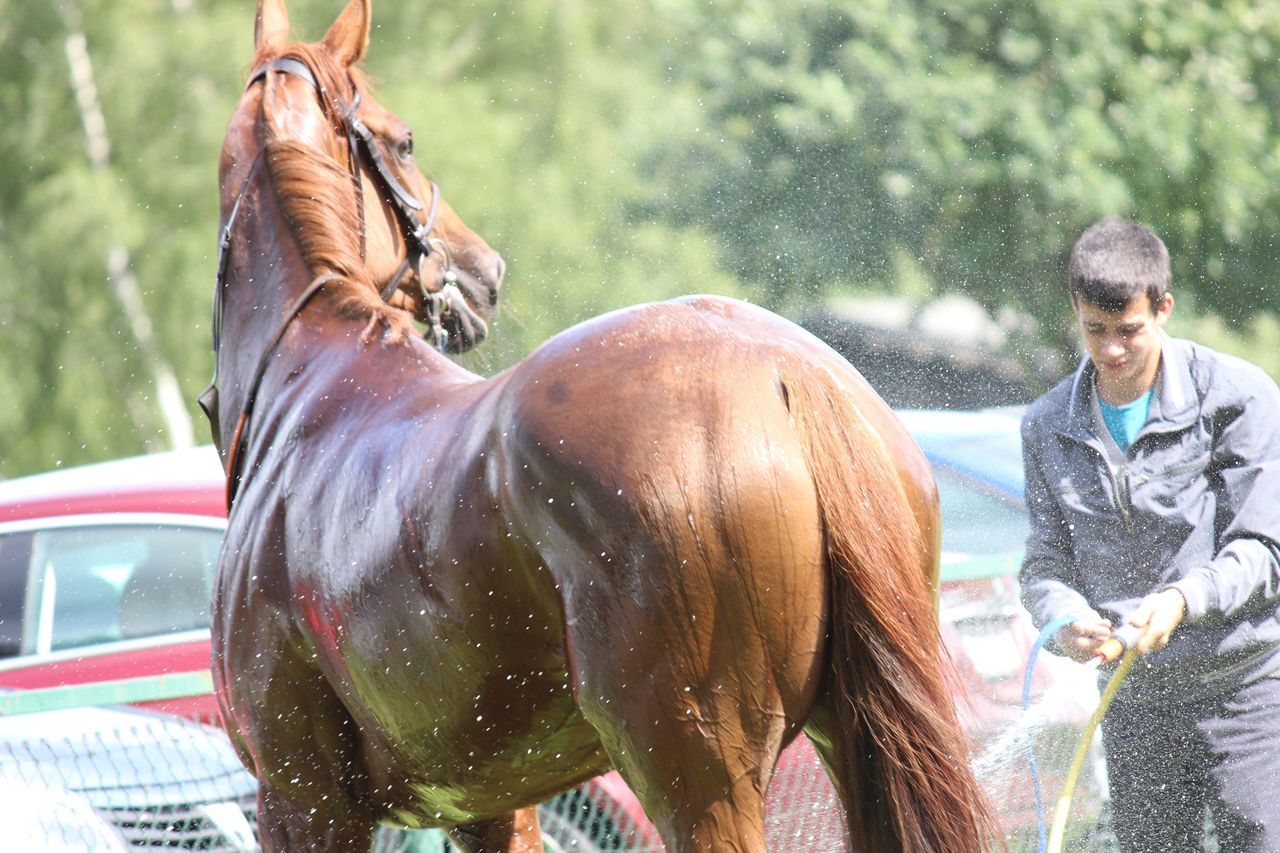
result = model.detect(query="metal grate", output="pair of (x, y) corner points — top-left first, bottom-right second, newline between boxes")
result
(540, 785), (642, 851)
(102, 793), (258, 850)
(0, 708), (258, 850)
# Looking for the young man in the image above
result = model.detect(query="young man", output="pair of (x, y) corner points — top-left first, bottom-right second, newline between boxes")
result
(1019, 217), (1280, 852)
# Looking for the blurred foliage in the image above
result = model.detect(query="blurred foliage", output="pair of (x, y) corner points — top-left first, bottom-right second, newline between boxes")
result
(0, 0), (737, 476)
(648, 0), (1280, 364)
(0, 0), (1277, 476)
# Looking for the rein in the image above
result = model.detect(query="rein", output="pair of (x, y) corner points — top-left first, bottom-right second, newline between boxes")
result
(200, 55), (449, 509)
(222, 272), (341, 509)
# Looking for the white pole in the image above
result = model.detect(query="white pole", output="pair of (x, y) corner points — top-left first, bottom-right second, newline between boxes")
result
(59, 3), (196, 450)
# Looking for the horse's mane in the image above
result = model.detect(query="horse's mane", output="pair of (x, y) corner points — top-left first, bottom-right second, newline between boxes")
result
(254, 42), (413, 341)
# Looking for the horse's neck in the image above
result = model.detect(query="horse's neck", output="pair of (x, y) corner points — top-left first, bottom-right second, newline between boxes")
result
(212, 177), (480, 457)
(215, 254), (468, 459)
(214, 216), (323, 446)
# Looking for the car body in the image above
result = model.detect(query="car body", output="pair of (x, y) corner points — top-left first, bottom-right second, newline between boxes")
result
(899, 406), (1038, 713)
(0, 446), (225, 721)
(0, 409), (1098, 849)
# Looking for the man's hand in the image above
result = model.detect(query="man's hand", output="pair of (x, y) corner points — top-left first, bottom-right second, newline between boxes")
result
(1054, 615), (1114, 663)
(1127, 588), (1187, 654)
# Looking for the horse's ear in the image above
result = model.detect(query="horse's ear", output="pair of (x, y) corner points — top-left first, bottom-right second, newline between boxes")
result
(322, 0), (372, 67)
(255, 0), (290, 53)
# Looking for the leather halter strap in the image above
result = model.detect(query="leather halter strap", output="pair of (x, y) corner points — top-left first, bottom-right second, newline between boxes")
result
(208, 150), (265, 361)
(200, 55), (445, 505)
(245, 56), (443, 280)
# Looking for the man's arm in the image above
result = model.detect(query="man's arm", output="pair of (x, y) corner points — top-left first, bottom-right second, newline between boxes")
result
(1018, 419), (1111, 660)
(1166, 371), (1280, 621)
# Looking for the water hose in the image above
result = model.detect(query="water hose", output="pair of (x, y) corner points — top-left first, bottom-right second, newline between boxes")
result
(1044, 623), (1141, 853)
(1021, 614), (1082, 853)
(1021, 620), (1140, 853)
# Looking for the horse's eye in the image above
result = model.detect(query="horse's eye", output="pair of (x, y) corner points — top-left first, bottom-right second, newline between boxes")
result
(397, 134), (414, 159)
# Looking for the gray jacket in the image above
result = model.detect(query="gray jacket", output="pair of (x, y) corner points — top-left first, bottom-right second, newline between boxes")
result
(1020, 336), (1280, 705)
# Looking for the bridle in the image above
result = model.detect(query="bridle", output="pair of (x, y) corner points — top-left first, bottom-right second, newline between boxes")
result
(199, 55), (455, 508)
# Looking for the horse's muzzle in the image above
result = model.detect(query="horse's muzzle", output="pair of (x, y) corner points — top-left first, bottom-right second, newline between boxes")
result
(439, 252), (503, 352)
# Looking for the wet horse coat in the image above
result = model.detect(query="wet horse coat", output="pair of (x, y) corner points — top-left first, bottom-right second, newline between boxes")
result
(210, 1), (994, 850)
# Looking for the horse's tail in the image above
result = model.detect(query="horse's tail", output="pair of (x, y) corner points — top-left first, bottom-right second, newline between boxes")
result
(784, 364), (993, 852)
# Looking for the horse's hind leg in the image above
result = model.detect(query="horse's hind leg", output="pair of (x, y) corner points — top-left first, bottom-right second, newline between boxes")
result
(443, 807), (541, 853)
(257, 778), (378, 852)
(559, 550), (821, 852)
(572, 652), (778, 852)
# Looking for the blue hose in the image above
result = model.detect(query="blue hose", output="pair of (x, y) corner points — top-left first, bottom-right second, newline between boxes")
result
(1021, 614), (1082, 853)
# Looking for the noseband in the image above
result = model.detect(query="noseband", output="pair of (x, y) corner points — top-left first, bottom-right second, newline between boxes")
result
(199, 56), (451, 507)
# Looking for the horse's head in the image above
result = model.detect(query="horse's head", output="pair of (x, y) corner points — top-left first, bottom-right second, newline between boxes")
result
(223, 0), (503, 352)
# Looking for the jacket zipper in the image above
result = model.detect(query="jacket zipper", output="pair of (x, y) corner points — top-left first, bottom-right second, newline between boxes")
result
(1083, 435), (1134, 533)
(1114, 435), (1137, 532)
(1114, 461), (1133, 532)
(1064, 431), (1136, 532)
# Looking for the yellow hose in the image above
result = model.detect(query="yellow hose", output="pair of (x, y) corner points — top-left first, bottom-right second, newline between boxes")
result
(1046, 646), (1138, 853)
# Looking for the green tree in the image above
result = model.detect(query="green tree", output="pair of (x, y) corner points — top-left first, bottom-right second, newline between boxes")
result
(0, 0), (736, 476)
(649, 0), (1280, 366)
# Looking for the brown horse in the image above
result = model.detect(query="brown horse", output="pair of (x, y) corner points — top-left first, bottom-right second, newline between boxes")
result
(208, 1), (993, 850)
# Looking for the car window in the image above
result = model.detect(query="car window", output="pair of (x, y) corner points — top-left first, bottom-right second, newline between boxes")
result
(17, 525), (222, 656)
(933, 467), (1029, 556)
(0, 533), (33, 657)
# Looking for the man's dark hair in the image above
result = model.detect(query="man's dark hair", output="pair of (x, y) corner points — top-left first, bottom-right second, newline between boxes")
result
(1068, 217), (1171, 312)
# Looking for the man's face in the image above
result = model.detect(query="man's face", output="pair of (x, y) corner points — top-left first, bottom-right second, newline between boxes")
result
(1073, 292), (1173, 403)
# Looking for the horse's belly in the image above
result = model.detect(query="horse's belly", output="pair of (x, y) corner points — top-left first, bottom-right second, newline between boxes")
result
(375, 695), (611, 827)
(335, 606), (610, 826)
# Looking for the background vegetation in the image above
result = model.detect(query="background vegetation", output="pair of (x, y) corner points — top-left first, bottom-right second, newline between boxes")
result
(2, 0), (1278, 477)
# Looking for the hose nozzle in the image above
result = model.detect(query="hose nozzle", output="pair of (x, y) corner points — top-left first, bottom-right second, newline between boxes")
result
(1094, 623), (1143, 664)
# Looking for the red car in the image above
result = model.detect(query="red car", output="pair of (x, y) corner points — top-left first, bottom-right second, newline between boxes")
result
(0, 446), (225, 721)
